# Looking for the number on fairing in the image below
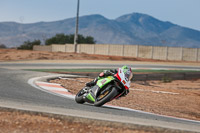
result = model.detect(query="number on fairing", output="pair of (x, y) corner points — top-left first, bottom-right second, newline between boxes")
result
(101, 79), (107, 85)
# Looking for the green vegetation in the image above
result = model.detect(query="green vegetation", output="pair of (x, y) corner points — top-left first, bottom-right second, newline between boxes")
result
(0, 44), (7, 48)
(25, 68), (106, 73)
(17, 40), (41, 50)
(18, 33), (96, 50)
(45, 34), (96, 45)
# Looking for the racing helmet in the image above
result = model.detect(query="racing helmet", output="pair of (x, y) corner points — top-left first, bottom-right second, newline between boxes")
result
(122, 66), (133, 81)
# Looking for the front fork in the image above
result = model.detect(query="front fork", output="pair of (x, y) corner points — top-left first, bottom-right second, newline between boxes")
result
(82, 87), (96, 103)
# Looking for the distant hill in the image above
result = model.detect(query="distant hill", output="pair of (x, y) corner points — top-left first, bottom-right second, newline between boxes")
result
(0, 12), (200, 48)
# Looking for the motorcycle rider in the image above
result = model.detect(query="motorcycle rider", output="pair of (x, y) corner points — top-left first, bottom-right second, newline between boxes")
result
(85, 66), (132, 98)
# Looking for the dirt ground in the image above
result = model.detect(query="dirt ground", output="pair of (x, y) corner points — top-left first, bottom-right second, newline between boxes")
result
(0, 109), (157, 133)
(0, 48), (200, 132)
(49, 78), (200, 121)
(1, 48), (200, 65)
(0, 48), (149, 62)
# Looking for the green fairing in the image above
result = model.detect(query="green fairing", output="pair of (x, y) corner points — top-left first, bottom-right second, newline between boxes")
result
(86, 93), (95, 102)
(97, 76), (115, 88)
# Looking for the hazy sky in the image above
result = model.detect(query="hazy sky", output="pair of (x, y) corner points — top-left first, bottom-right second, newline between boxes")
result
(0, 0), (200, 31)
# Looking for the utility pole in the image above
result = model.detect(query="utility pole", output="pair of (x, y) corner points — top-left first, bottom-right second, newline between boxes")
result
(74, 0), (80, 53)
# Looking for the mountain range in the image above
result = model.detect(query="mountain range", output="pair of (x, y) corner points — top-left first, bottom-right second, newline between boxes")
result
(0, 12), (200, 48)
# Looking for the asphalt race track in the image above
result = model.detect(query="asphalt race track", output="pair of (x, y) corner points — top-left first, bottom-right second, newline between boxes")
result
(0, 62), (200, 132)
(1, 62), (200, 70)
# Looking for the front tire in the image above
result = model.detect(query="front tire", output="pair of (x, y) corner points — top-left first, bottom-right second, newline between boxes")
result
(94, 87), (118, 107)
(75, 89), (85, 104)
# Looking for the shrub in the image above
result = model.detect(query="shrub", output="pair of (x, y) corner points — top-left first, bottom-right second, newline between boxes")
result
(0, 44), (7, 49)
(45, 34), (96, 45)
(18, 40), (41, 50)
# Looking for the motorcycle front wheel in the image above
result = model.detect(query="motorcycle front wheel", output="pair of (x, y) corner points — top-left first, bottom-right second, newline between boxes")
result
(94, 87), (118, 107)
(75, 88), (85, 104)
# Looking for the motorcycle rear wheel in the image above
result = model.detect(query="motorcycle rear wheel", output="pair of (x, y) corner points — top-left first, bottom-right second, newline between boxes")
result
(94, 87), (118, 107)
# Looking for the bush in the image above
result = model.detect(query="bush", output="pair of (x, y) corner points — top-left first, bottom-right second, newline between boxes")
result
(0, 44), (7, 49)
(45, 34), (96, 45)
(18, 40), (41, 50)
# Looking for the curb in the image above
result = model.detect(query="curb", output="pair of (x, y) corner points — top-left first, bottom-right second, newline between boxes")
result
(35, 81), (75, 99)
(28, 74), (200, 125)
(28, 74), (86, 99)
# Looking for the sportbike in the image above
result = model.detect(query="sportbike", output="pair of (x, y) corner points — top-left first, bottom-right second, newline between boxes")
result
(75, 68), (132, 106)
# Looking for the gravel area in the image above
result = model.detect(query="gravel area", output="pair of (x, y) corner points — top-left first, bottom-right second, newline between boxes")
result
(50, 78), (200, 121)
(0, 49), (149, 62)
(1, 49), (200, 67)
(0, 109), (173, 133)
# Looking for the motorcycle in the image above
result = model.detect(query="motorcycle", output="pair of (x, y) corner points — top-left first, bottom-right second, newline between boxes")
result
(75, 68), (132, 107)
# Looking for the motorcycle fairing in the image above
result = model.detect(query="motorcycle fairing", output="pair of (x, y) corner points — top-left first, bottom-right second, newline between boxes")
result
(85, 76), (115, 103)
(97, 76), (115, 88)
(86, 93), (95, 102)
(115, 68), (131, 89)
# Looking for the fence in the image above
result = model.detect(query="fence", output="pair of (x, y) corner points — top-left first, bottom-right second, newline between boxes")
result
(33, 44), (200, 62)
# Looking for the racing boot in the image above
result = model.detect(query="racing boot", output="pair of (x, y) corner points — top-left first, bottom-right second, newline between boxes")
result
(85, 78), (98, 87)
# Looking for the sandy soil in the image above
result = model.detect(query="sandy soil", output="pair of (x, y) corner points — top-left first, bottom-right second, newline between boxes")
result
(50, 78), (200, 121)
(0, 48), (148, 62)
(1, 49), (200, 67)
(0, 109), (154, 133)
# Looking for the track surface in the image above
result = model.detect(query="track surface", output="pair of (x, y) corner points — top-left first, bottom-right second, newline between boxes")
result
(1, 62), (200, 70)
(0, 62), (200, 132)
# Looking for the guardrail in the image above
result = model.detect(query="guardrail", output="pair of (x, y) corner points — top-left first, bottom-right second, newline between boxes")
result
(33, 44), (200, 62)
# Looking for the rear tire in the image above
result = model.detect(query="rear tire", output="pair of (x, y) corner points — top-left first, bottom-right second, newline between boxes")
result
(94, 87), (118, 107)
(75, 89), (85, 104)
